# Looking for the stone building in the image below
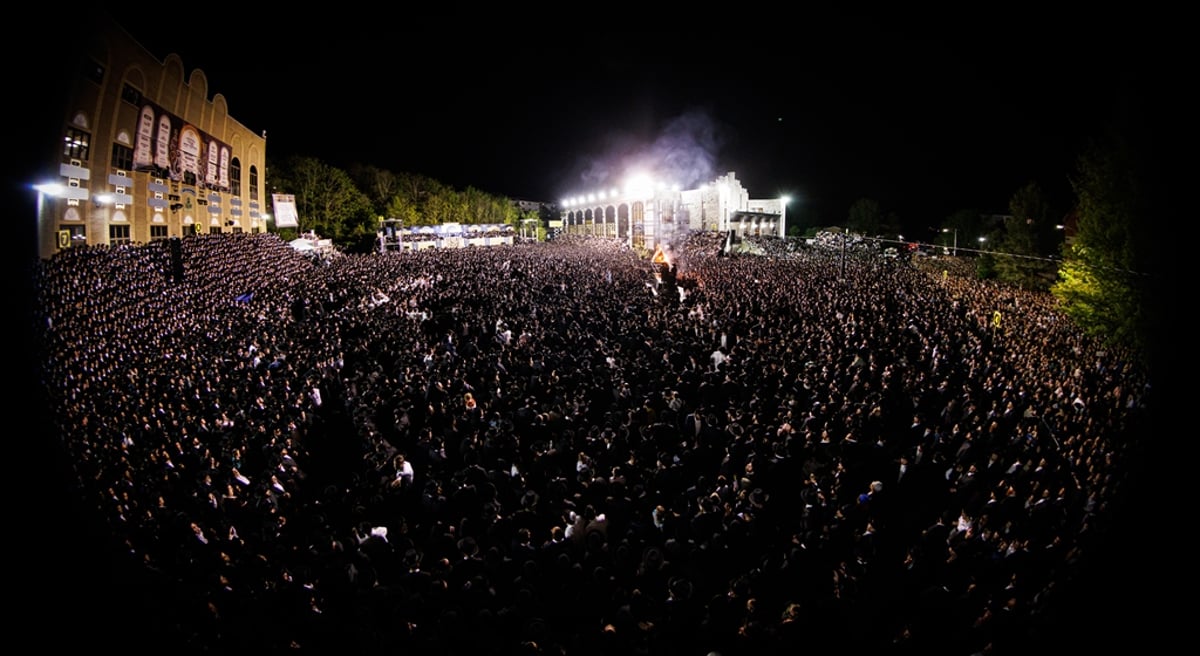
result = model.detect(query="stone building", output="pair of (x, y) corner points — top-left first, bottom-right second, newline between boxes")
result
(559, 171), (790, 249)
(30, 12), (268, 260)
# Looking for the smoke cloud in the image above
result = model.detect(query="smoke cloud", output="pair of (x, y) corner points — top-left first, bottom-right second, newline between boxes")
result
(567, 107), (725, 198)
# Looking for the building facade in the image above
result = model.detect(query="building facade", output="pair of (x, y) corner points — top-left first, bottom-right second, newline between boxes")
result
(559, 171), (789, 249)
(31, 13), (267, 260)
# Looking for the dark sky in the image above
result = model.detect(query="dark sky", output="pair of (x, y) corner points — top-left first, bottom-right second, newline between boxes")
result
(89, 12), (1165, 234)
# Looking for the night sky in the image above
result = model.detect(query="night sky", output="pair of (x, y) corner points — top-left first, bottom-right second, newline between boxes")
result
(98, 10), (1163, 235)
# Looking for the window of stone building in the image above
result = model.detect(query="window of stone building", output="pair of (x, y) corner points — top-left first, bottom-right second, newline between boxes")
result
(63, 127), (90, 161)
(121, 83), (142, 106)
(85, 59), (105, 85)
(109, 224), (131, 246)
(60, 225), (87, 249)
(230, 158), (242, 197)
(249, 165), (259, 201)
(150, 225), (169, 242)
(111, 143), (133, 170)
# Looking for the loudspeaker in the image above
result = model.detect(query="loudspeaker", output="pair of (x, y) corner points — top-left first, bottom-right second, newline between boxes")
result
(169, 237), (184, 282)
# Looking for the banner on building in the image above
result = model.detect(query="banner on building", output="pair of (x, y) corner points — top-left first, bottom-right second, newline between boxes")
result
(131, 101), (231, 193)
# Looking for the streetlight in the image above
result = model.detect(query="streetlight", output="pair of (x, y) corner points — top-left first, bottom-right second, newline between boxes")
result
(942, 227), (958, 256)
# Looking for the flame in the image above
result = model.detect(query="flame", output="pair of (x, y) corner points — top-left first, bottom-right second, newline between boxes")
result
(652, 244), (672, 265)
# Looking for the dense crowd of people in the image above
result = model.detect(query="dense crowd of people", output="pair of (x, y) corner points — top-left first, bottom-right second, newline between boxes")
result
(31, 232), (1155, 655)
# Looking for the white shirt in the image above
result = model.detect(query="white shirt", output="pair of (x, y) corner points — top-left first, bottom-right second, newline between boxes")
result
(396, 460), (414, 483)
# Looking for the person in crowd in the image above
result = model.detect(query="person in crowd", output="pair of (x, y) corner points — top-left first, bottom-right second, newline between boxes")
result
(390, 452), (415, 490)
(33, 231), (1151, 655)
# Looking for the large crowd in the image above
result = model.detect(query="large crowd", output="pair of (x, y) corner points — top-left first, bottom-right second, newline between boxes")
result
(31, 232), (1154, 655)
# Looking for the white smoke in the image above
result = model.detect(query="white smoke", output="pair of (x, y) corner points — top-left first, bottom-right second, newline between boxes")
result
(570, 107), (725, 195)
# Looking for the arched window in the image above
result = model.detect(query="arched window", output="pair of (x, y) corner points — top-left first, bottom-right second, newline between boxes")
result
(230, 157), (242, 197)
(249, 165), (259, 201)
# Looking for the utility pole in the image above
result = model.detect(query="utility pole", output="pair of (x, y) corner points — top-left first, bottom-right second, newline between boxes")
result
(841, 232), (847, 279)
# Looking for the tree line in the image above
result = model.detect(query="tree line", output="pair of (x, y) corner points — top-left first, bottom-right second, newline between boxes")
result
(265, 155), (541, 252)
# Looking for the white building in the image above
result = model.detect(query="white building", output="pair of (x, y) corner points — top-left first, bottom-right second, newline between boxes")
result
(558, 171), (790, 249)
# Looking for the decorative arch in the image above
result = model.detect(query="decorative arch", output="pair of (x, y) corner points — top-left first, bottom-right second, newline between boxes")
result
(160, 54), (186, 104)
(211, 93), (229, 118)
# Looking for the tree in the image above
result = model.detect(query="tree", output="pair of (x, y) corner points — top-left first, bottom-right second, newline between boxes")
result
(500, 200), (524, 228)
(461, 186), (512, 225)
(847, 198), (883, 235)
(939, 209), (985, 254)
(517, 206), (543, 241)
(392, 172), (450, 226)
(787, 204), (821, 237)
(994, 182), (1056, 290)
(882, 211), (902, 239)
(424, 189), (461, 226)
(268, 155), (375, 247)
(1050, 131), (1155, 359)
(384, 194), (422, 229)
(269, 157), (538, 250)
(349, 164), (399, 216)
